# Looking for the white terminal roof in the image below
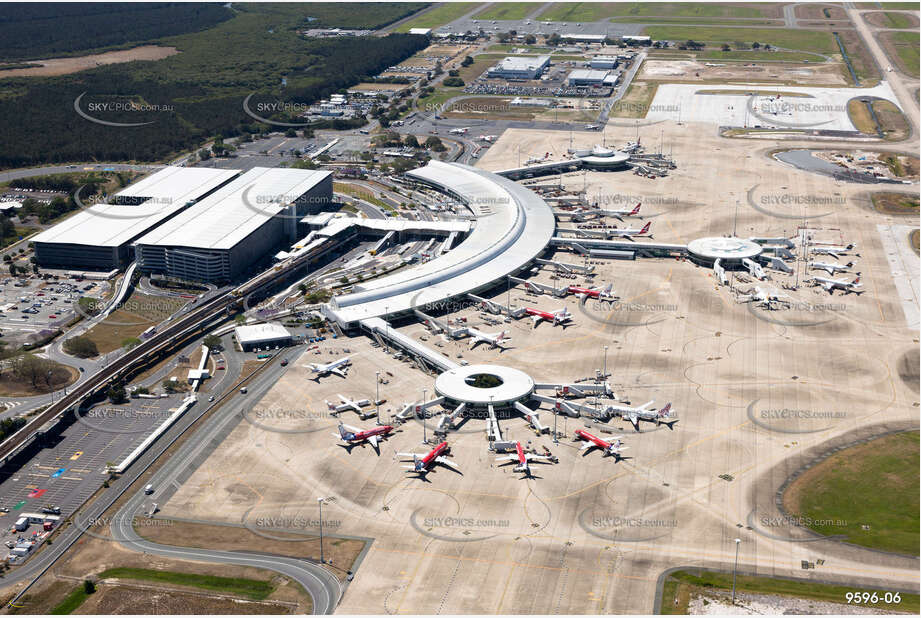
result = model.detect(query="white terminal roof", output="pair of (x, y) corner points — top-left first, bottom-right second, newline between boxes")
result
(135, 167), (330, 251)
(492, 55), (551, 72)
(234, 323), (292, 345)
(687, 237), (763, 261)
(324, 161), (555, 325)
(298, 216), (469, 244)
(435, 364), (535, 406)
(31, 167), (238, 248)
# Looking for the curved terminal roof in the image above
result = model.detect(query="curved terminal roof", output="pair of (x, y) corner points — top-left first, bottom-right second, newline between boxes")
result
(435, 364), (535, 406)
(687, 236), (762, 261)
(325, 161), (555, 326)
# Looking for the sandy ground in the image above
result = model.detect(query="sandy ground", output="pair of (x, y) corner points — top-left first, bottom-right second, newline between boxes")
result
(640, 59), (849, 86)
(154, 119), (918, 613)
(0, 46), (179, 78)
(688, 590), (907, 614)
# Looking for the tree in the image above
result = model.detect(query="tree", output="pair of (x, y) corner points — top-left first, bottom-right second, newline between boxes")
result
(83, 580), (96, 595)
(8, 264), (16, 276)
(203, 334), (222, 349)
(10, 354), (58, 388)
(63, 335), (98, 358)
(108, 384), (127, 404)
(442, 77), (464, 87)
(461, 55), (473, 67)
(403, 134), (420, 148)
(752, 41), (761, 49)
(285, 128), (297, 137)
(161, 379), (178, 394)
(424, 136), (446, 152)
(721, 43), (731, 51)
(524, 34), (536, 45)
(78, 296), (102, 316)
(448, 69), (459, 77)
(198, 148), (211, 161)
(234, 314), (246, 325)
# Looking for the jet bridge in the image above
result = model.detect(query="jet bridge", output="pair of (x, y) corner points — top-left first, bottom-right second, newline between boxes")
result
(360, 317), (459, 373)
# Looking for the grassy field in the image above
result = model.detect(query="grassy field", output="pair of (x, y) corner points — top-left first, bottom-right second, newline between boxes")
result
(643, 26), (840, 55)
(874, 99), (912, 140)
(50, 585), (92, 615)
(848, 98), (878, 133)
(696, 49), (827, 62)
(395, 3), (482, 31)
(610, 81), (659, 118)
(474, 3), (542, 20)
(98, 567), (276, 600)
(539, 2), (779, 21)
(882, 31), (920, 78)
(487, 44), (553, 53)
(865, 10), (919, 28)
(783, 431), (919, 555)
(856, 2), (919, 9)
(660, 569), (920, 614)
(872, 192), (921, 215)
(83, 291), (188, 354)
(911, 229), (919, 254)
(612, 16), (782, 25)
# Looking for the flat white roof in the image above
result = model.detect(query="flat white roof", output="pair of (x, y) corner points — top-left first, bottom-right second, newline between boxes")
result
(568, 69), (609, 81)
(491, 55), (551, 72)
(32, 167), (238, 248)
(234, 323), (291, 344)
(435, 364), (535, 405)
(408, 27), (432, 35)
(135, 167), (330, 251)
(325, 162), (555, 325)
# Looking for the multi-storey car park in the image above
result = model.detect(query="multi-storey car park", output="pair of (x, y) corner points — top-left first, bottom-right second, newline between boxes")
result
(32, 167), (239, 272)
(135, 167), (332, 283)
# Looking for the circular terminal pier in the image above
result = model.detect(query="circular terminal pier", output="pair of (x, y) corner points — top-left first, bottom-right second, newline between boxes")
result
(434, 364), (535, 409)
(687, 236), (762, 263)
(578, 146), (631, 170)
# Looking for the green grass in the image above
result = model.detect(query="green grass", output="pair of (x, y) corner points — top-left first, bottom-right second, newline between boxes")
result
(886, 31), (920, 77)
(660, 569), (921, 614)
(786, 431), (919, 555)
(98, 567), (276, 600)
(474, 3), (542, 20)
(856, 2), (919, 9)
(612, 16), (782, 25)
(396, 3), (482, 31)
(50, 586), (91, 615)
(876, 11), (917, 28)
(643, 26), (839, 55)
(539, 2), (778, 21)
(487, 44), (553, 53)
(696, 49), (826, 62)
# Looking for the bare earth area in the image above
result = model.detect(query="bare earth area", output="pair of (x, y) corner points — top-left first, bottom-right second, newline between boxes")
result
(0, 46), (179, 78)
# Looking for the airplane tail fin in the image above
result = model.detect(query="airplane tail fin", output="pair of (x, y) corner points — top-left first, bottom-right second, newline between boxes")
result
(853, 276), (860, 285)
(630, 203), (640, 215)
(640, 221), (651, 234)
(658, 403), (672, 418)
(337, 422), (348, 439)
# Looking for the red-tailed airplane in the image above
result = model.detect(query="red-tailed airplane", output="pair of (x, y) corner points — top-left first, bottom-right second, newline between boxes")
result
(524, 307), (572, 328)
(495, 441), (554, 477)
(398, 441), (460, 476)
(609, 221), (651, 240)
(335, 421), (394, 453)
(568, 282), (615, 301)
(574, 429), (627, 460)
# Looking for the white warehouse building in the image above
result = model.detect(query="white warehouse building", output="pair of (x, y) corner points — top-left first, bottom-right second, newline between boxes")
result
(135, 167), (332, 283)
(487, 55), (551, 79)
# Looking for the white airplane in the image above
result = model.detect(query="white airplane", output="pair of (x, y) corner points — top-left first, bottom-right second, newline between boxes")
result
(467, 328), (511, 350)
(496, 442), (553, 477)
(307, 356), (350, 379)
(747, 286), (793, 309)
(806, 275), (864, 295)
(606, 202), (642, 221)
(334, 421), (394, 453)
(574, 429), (628, 459)
(810, 243), (856, 259)
(607, 221), (651, 240)
(326, 394), (372, 415)
(525, 152), (550, 165)
(478, 134), (497, 142)
(398, 441), (460, 476)
(809, 260), (855, 276)
(567, 282), (616, 302)
(622, 140), (641, 153)
(524, 307), (572, 328)
(603, 401), (677, 431)
(449, 127), (469, 135)
(584, 124), (600, 131)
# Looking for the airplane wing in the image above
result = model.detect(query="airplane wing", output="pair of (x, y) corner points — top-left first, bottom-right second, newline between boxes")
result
(822, 282), (835, 292)
(628, 413), (640, 431)
(435, 456), (460, 470)
(341, 423), (362, 433)
(579, 441), (593, 450)
(331, 368), (347, 378)
(396, 452), (417, 458)
(367, 435), (379, 448)
(526, 454), (553, 462)
(495, 455), (518, 462)
(638, 400), (655, 411)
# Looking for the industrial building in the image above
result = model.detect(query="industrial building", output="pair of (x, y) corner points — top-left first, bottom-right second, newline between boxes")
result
(567, 69), (617, 87)
(486, 55), (551, 80)
(135, 167), (332, 283)
(588, 55), (619, 70)
(234, 323), (293, 352)
(560, 33), (606, 43)
(32, 167), (239, 272)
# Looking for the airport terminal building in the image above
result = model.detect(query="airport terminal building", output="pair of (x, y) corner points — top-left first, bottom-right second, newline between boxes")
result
(135, 167), (332, 283)
(487, 55), (551, 80)
(32, 167), (239, 272)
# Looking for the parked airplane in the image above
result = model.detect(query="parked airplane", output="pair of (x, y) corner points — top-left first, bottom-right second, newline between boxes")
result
(610, 402), (677, 431)
(398, 441), (460, 475)
(573, 429), (627, 459)
(307, 356), (350, 379)
(810, 243), (856, 259)
(622, 140), (641, 153)
(326, 394), (372, 414)
(467, 328), (511, 350)
(478, 134), (497, 142)
(335, 421), (394, 452)
(584, 124), (600, 131)
(608, 221), (651, 240)
(524, 307), (572, 328)
(746, 286), (793, 309)
(607, 202), (642, 221)
(449, 127), (469, 135)
(568, 282), (615, 301)
(806, 275), (863, 295)
(808, 260), (855, 276)
(495, 442), (553, 477)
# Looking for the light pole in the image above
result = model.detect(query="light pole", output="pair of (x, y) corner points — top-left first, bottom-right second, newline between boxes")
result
(553, 399), (559, 444)
(375, 371), (381, 425)
(318, 497), (327, 564)
(421, 388), (427, 444)
(602, 345), (608, 379)
(731, 538), (741, 605)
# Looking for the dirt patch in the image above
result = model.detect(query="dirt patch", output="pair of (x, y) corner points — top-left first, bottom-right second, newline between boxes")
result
(872, 192), (920, 215)
(77, 582), (296, 614)
(135, 518), (365, 582)
(83, 292), (189, 354)
(0, 360), (78, 397)
(864, 11), (920, 29)
(0, 46), (179, 79)
(897, 349), (920, 390)
(639, 58), (848, 86)
(795, 4), (848, 20)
